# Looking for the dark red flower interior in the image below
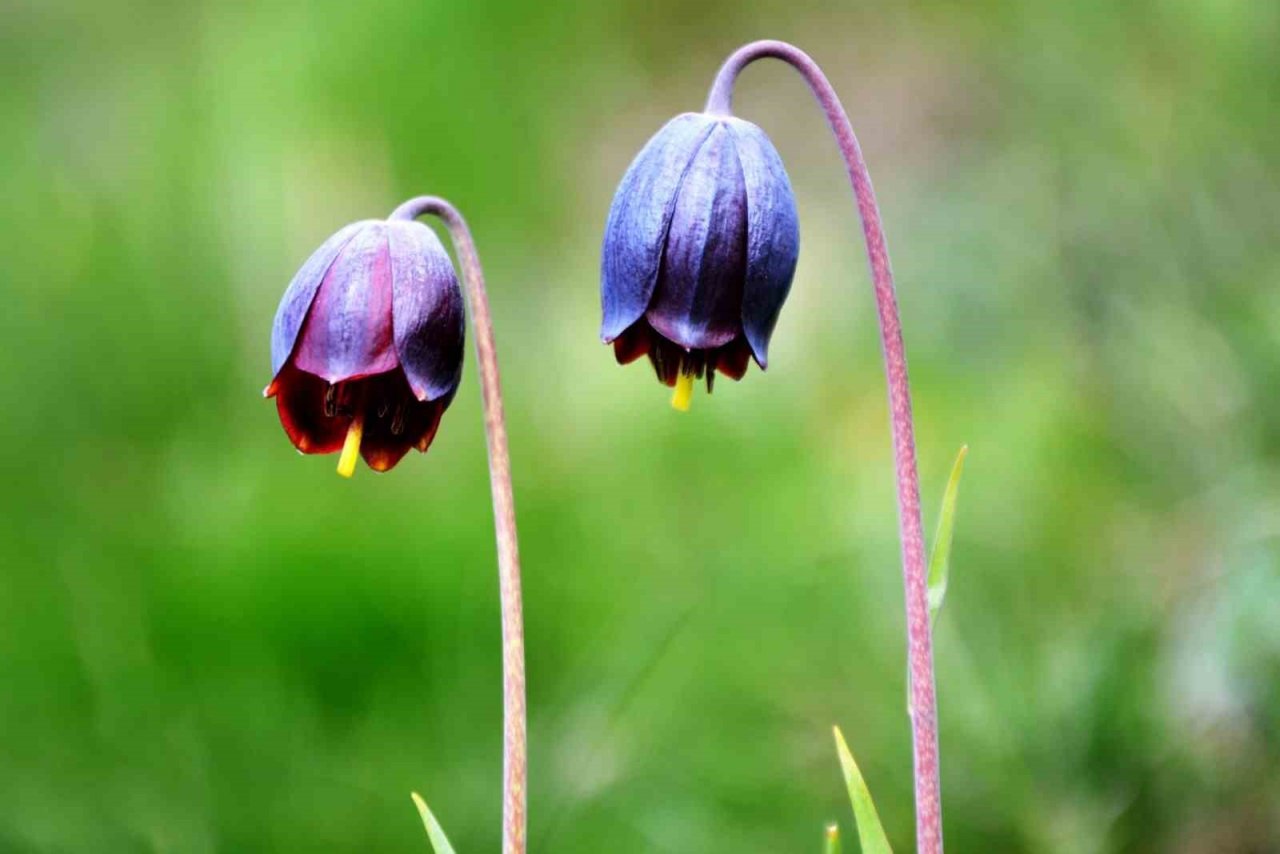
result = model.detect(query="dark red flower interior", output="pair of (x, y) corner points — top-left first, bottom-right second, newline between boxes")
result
(267, 364), (446, 472)
(611, 320), (753, 391)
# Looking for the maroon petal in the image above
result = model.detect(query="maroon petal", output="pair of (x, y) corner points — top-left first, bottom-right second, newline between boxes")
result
(386, 220), (465, 402)
(361, 401), (446, 472)
(270, 363), (348, 455)
(357, 370), (450, 472)
(611, 321), (654, 365)
(713, 336), (753, 381)
(359, 428), (412, 473)
(293, 223), (399, 383)
(645, 124), (748, 351)
(367, 409), (444, 472)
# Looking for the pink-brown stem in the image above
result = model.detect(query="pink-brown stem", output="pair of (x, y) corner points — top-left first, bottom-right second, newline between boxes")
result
(391, 197), (528, 854)
(707, 41), (942, 853)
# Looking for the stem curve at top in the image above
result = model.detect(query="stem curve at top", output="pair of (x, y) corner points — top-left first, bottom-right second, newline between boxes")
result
(706, 40), (943, 854)
(391, 196), (529, 854)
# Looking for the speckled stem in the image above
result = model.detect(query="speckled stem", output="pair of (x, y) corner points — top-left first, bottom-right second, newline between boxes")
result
(707, 41), (942, 854)
(390, 196), (527, 854)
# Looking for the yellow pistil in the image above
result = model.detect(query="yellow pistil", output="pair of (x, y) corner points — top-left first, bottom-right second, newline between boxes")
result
(336, 412), (364, 478)
(671, 369), (695, 412)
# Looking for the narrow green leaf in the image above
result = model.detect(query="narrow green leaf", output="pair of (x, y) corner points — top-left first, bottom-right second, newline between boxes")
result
(927, 444), (968, 625)
(832, 726), (893, 854)
(824, 822), (842, 854)
(411, 792), (458, 854)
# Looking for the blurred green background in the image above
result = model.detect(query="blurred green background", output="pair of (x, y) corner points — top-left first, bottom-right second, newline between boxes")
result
(3, 0), (1279, 851)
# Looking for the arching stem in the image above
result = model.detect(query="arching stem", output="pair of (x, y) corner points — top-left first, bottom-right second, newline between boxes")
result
(390, 197), (528, 854)
(707, 41), (943, 854)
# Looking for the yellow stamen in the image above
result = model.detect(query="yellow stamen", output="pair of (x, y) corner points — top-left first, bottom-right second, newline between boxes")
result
(671, 370), (695, 412)
(336, 413), (364, 478)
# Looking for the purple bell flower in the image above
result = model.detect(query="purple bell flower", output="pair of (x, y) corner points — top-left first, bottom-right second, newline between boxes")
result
(266, 215), (464, 475)
(600, 112), (799, 408)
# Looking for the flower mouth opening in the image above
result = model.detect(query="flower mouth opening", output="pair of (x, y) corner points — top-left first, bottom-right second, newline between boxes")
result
(268, 363), (446, 474)
(610, 320), (754, 409)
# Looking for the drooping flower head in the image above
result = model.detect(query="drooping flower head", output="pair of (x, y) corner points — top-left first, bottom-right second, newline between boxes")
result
(600, 112), (799, 409)
(266, 212), (464, 476)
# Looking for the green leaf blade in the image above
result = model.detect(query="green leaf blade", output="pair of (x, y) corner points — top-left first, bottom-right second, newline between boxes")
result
(833, 726), (893, 854)
(927, 444), (969, 624)
(411, 792), (458, 854)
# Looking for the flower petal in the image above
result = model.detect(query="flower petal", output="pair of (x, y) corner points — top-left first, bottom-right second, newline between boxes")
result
(644, 123), (748, 351)
(386, 220), (465, 402)
(712, 336), (753, 381)
(600, 113), (717, 342)
(611, 320), (654, 365)
(726, 118), (799, 368)
(293, 222), (400, 383)
(359, 370), (449, 472)
(270, 221), (372, 378)
(361, 399), (446, 472)
(271, 363), (348, 455)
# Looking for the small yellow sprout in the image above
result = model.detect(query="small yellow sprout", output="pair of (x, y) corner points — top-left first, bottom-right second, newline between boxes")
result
(671, 370), (695, 412)
(336, 413), (365, 478)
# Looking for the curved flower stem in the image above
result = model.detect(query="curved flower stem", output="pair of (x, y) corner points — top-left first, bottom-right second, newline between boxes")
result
(390, 196), (528, 854)
(706, 41), (942, 854)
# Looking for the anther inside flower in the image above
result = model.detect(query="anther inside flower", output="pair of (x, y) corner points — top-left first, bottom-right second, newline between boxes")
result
(266, 217), (464, 475)
(600, 112), (799, 409)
